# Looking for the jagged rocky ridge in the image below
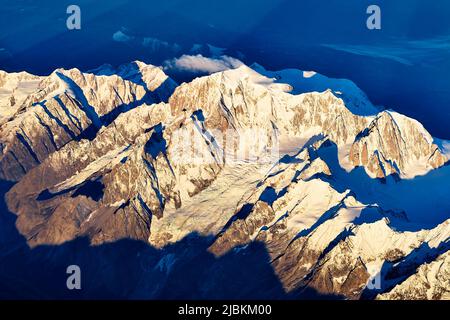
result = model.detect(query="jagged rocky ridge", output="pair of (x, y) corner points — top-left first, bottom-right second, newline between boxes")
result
(0, 61), (176, 180)
(0, 61), (449, 299)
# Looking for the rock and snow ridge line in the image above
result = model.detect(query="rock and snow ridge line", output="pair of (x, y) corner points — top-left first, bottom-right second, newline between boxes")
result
(1, 60), (447, 181)
(1, 59), (449, 300)
(0, 61), (177, 180)
(168, 63), (448, 179)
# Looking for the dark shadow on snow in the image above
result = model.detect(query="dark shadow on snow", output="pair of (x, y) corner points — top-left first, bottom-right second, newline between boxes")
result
(0, 180), (345, 300)
(310, 140), (450, 232)
(37, 178), (105, 202)
(360, 239), (450, 299)
(53, 62), (175, 142)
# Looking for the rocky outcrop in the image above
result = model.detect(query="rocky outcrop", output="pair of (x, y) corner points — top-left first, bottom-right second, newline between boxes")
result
(1, 61), (449, 299)
(169, 65), (446, 178)
(0, 61), (176, 181)
(350, 111), (447, 178)
(208, 138), (450, 299)
(377, 251), (450, 300)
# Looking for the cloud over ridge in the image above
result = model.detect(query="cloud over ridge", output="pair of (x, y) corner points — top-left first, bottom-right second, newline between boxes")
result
(164, 54), (243, 73)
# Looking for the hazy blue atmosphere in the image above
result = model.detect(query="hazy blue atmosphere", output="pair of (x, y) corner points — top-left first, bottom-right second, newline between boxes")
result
(1, 0), (449, 138)
(1, 1), (450, 301)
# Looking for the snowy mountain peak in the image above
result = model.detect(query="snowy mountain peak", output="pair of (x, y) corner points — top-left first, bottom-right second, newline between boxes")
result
(1, 59), (449, 300)
(350, 110), (447, 178)
(0, 62), (176, 181)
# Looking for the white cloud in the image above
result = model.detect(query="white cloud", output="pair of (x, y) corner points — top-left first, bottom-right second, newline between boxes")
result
(0, 48), (12, 59)
(407, 36), (450, 50)
(112, 30), (133, 43)
(435, 138), (450, 159)
(322, 43), (413, 65)
(207, 44), (226, 56)
(143, 37), (169, 49)
(142, 37), (181, 53)
(164, 54), (243, 74)
(189, 44), (226, 56)
(322, 36), (450, 66)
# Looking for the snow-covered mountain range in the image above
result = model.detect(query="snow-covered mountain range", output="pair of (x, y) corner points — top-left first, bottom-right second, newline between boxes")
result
(0, 60), (449, 299)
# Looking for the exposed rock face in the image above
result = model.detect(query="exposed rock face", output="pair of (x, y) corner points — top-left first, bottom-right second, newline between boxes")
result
(6, 101), (224, 246)
(249, 63), (379, 117)
(169, 66), (368, 146)
(0, 70), (43, 124)
(1, 61), (449, 299)
(377, 251), (450, 300)
(0, 61), (176, 181)
(169, 66), (446, 178)
(349, 111), (447, 179)
(208, 139), (450, 299)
